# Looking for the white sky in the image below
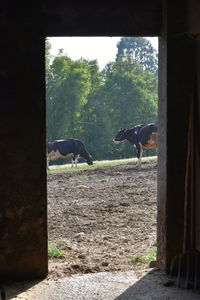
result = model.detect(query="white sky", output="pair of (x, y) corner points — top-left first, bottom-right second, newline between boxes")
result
(47, 37), (158, 70)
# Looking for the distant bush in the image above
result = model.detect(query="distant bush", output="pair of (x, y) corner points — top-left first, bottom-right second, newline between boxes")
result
(48, 241), (67, 258)
(130, 248), (157, 265)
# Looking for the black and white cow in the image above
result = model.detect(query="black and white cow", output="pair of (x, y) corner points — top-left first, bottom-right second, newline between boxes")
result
(47, 138), (93, 168)
(113, 123), (157, 167)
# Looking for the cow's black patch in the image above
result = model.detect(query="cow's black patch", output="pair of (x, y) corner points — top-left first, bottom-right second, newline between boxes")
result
(113, 123), (157, 166)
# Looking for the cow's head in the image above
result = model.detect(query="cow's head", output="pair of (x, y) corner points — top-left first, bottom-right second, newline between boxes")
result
(87, 155), (93, 165)
(113, 128), (129, 143)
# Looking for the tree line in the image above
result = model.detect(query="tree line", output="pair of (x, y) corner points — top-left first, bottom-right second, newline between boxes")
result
(46, 37), (158, 163)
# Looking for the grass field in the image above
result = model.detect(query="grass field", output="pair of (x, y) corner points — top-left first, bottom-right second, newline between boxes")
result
(48, 156), (157, 174)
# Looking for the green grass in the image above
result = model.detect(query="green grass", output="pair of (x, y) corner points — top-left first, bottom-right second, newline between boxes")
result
(48, 241), (67, 258)
(48, 156), (157, 175)
(130, 248), (157, 265)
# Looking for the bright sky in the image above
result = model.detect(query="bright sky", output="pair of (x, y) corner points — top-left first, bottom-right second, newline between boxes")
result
(47, 37), (158, 70)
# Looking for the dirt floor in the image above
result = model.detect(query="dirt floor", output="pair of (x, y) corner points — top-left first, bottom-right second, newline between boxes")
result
(6, 160), (200, 299)
(47, 160), (157, 278)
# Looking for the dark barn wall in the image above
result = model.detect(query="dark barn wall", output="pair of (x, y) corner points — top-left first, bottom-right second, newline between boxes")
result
(0, 5), (48, 280)
(157, 0), (200, 271)
(196, 41), (200, 251)
(1, 0), (200, 280)
(0, 0), (161, 280)
(43, 1), (161, 36)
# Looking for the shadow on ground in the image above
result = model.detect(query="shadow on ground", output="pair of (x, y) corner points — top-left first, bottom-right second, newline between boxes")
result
(3, 270), (200, 300)
(114, 269), (200, 300)
(3, 279), (43, 300)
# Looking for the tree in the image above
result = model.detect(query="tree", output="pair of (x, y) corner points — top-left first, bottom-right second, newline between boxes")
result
(76, 60), (106, 160)
(101, 55), (158, 159)
(116, 37), (158, 73)
(45, 39), (52, 72)
(46, 55), (92, 141)
(46, 39), (158, 161)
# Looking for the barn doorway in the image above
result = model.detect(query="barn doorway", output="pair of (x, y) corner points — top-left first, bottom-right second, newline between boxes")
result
(46, 36), (158, 278)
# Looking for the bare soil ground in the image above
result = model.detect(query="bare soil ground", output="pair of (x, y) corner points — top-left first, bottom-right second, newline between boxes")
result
(47, 160), (157, 278)
(8, 161), (200, 299)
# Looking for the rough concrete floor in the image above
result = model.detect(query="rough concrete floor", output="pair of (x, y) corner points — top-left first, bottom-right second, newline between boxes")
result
(5, 270), (200, 300)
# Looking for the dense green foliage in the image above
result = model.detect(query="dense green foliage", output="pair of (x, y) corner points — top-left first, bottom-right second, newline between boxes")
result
(116, 37), (158, 73)
(46, 38), (158, 162)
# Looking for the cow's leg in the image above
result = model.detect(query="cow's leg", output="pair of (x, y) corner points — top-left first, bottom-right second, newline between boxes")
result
(75, 154), (80, 167)
(71, 154), (76, 167)
(155, 147), (158, 166)
(71, 159), (74, 167)
(73, 155), (78, 167)
(136, 144), (143, 168)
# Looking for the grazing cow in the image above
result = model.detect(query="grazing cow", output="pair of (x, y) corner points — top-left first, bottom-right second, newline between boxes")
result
(113, 123), (157, 167)
(47, 138), (93, 169)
